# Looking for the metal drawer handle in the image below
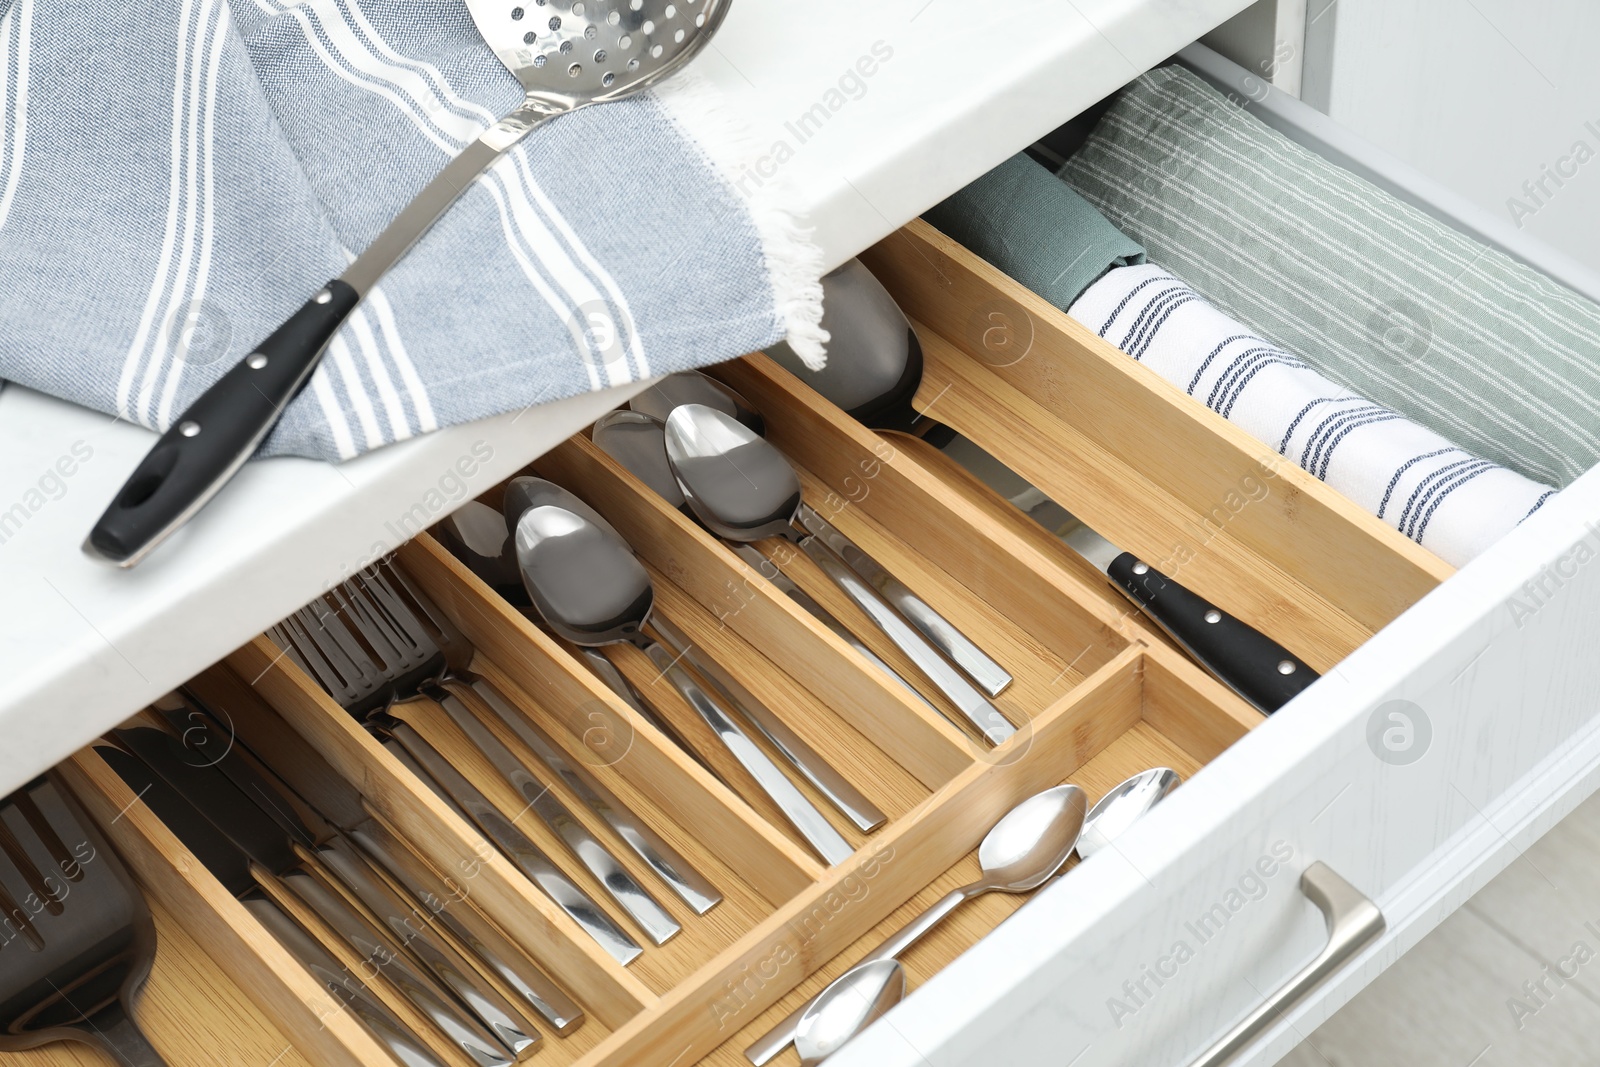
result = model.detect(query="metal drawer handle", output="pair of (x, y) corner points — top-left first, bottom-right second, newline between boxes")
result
(1189, 861), (1384, 1067)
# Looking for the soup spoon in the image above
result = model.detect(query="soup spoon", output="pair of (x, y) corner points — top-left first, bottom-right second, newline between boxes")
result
(515, 504), (853, 865)
(664, 404), (1015, 745)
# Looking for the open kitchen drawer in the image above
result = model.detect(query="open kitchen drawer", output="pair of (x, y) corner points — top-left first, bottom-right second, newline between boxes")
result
(15, 43), (1600, 1067)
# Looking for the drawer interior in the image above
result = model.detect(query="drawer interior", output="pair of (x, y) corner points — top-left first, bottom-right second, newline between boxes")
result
(19, 215), (1446, 1067)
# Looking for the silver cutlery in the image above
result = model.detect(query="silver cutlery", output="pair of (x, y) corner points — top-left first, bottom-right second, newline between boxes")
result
(793, 959), (906, 1067)
(502, 475), (885, 835)
(515, 504), (854, 865)
(269, 598), (644, 966)
(109, 727), (526, 1065)
(746, 783), (1088, 1065)
(663, 404), (1016, 745)
(637, 378), (1012, 700)
(630, 369), (766, 435)
(771, 258), (1319, 714)
(87, 0), (732, 567)
(0, 776), (172, 1067)
(96, 747), (457, 1067)
(176, 680), (585, 1034)
(128, 713), (543, 1054)
(1075, 767), (1180, 861)
(590, 409), (938, 713)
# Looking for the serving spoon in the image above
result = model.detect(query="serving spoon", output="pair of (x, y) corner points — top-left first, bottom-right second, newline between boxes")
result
(515, 504), (854, 865)
(745, 783), (1087, 1065)
(664, 404), (1015, 745)
(87, 0), (732, 567)
(793, 959), (907, 1067)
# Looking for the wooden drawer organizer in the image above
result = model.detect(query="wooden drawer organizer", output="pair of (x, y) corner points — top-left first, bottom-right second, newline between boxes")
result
(26, 221), (1453, 1067)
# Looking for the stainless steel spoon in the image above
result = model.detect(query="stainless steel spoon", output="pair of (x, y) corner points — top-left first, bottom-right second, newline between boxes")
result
(591, 410), (938, 714)
(657, 390), (1013, 700)
(515, 504), (854, 865)
(88, 0), (732, 567)
(501, 475), (885, 834)
(745, 783), (1087, 1064)
(793, 959), (906, 1067)
(1076, 767), (1180, 861)
(663, 404), (1015, 746)
(630, 370), (765, 435)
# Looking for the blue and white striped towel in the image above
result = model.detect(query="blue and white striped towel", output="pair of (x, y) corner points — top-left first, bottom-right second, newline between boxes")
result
(0, 0), (823, 462)
(1069, 264), (1557, 567)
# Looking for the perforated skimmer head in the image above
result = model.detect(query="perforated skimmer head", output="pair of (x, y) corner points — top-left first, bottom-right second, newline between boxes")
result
(467, 0), (732, 106)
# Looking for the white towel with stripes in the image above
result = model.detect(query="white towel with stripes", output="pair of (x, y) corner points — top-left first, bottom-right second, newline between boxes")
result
(1069, 263), (1557, 566)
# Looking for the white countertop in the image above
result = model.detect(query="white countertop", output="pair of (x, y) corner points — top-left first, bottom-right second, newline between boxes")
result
(0, 0), (1250, 794)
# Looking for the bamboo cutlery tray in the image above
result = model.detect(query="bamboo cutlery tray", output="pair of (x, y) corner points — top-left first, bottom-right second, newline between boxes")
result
(21, 220), (1450, 1067)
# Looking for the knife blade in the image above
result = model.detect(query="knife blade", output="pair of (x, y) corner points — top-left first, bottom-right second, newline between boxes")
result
(111, 727), (518, 1066)
(938, 434), (1317, 714)
(179, 673), (586, 1035)
(94, 745), (451, 1067)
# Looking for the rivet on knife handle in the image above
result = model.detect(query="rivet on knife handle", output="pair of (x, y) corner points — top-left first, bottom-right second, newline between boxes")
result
(84, 281), (361, 566)
(1105, 553), (1317, 714)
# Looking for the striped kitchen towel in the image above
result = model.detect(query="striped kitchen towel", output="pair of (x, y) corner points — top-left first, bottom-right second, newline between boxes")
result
(1071, 263), (1557, 566)
(1061, 65), (1600, 490)
(0, 0), (823, 462)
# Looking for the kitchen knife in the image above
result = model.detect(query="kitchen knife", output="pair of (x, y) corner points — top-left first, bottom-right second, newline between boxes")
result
(94, 745), (451, 1067)
(175, 676), (585, 1035)
(769, 258), (1318, 715)
(110, 727), (521, 1066)
(938, 434), (1316, 714)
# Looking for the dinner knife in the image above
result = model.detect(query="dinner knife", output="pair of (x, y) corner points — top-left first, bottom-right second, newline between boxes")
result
(95, 745), (453, 1067)
(173, 679), (586, 1035)
(110, 727), (524, 1066)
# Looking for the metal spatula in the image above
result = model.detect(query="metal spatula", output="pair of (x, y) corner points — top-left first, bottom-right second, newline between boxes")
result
(87, 0), (733, 567)
(0, 776), (168, 1066)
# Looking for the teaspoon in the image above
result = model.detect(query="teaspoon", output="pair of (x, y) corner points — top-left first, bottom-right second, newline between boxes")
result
(793, 959), (906, 1066)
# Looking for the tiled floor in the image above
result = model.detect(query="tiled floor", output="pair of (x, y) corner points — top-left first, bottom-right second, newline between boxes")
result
(1280, 789), (1600, 1066)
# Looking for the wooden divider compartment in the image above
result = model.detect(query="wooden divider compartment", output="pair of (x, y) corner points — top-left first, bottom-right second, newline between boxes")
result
(860, 219), (1453, 670)
(23, 215), (1431, 1067)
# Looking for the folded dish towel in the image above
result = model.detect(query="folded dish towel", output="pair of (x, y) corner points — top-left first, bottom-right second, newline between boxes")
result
(1071, 264), (1556, 567)
(1060, 65), (1600, 489)
(924, 153), (1146, 309)
(0, 0), (823, 462)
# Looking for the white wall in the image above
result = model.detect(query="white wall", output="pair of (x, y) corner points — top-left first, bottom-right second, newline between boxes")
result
(1303, 0), (1600, 274)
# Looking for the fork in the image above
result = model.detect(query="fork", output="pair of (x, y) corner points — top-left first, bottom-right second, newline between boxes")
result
(288, 574), (688, 948)
(0, 775), (168, 1066)
(270, 569), (689, 962)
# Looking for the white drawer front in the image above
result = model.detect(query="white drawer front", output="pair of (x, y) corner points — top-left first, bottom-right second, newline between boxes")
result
(829, 469), (1600, 1066)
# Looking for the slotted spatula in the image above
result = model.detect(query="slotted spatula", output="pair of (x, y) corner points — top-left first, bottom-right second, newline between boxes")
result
(87, 0), (733, 567)
(0, 775), (167, 1066)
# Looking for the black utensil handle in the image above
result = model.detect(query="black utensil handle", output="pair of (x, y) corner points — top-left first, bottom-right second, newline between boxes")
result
(86, 280), (361, 565)
(1106, 552), (1317, 714)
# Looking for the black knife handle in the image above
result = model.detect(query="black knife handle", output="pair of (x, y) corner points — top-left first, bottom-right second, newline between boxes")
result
(1106, 552), (1317, 714)
(86, 280), (361, 566)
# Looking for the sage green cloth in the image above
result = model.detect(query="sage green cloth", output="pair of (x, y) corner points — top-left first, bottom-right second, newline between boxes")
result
(924, 153), (1146, 311)
(1061, 65), (1600, 488)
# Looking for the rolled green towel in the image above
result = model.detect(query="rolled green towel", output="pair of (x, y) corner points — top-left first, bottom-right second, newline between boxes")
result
(1060, 65), (1600, 488)
(924, 153), (1146, 311)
